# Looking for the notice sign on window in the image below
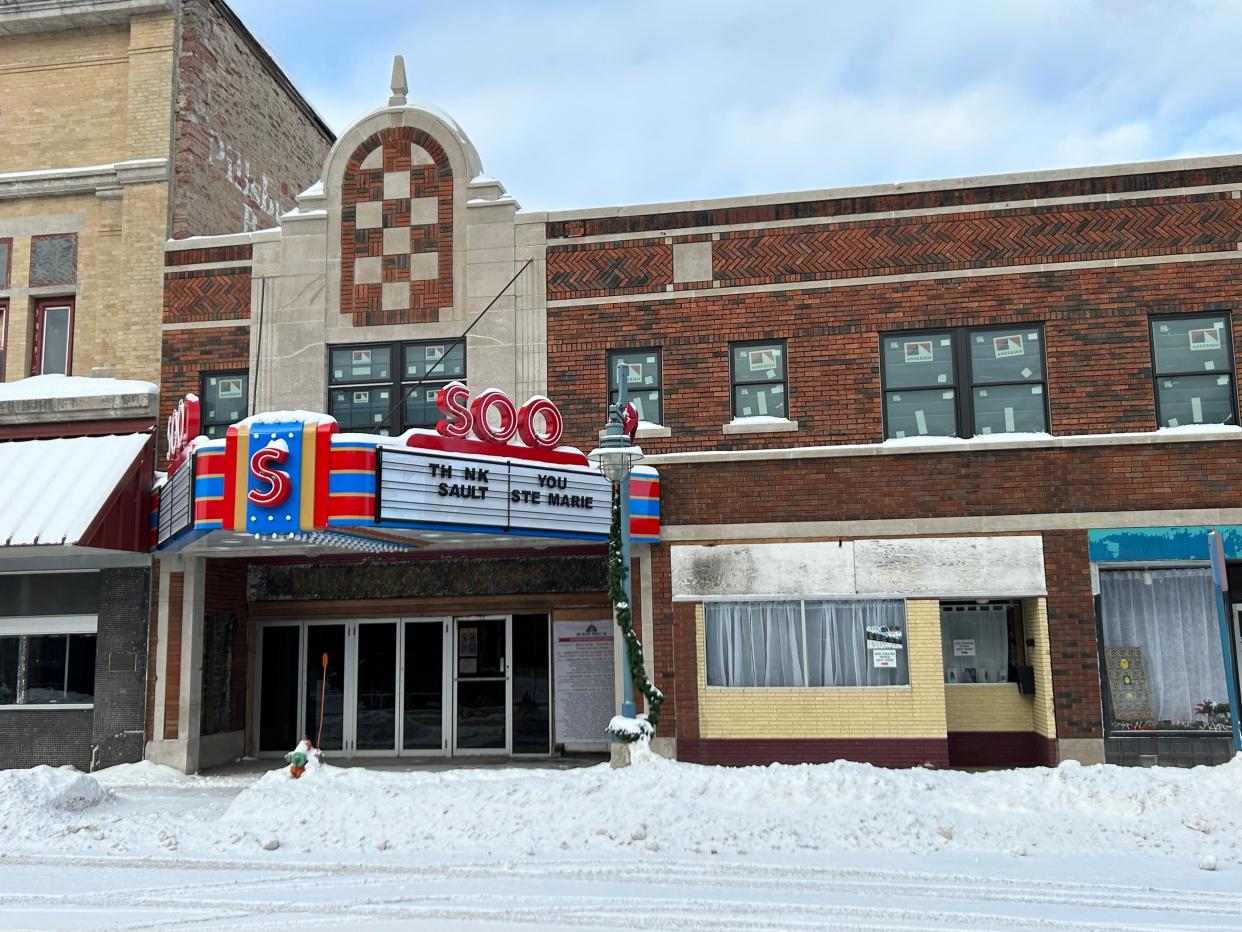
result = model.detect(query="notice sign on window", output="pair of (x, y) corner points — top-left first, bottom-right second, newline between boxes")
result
(993, 334), (1025, 358)
(904, 340), (934, 364)
(1189, 328), (1222, 352)
(953, 638), (977, 657)
(865, 625), (904, 649)
(554, 621), (615, 750)
(872, 648), (898, 669)
(748, 348), (777, 373)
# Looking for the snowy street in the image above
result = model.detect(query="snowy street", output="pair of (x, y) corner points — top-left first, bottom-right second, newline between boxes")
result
(3, 752), (1242, 930)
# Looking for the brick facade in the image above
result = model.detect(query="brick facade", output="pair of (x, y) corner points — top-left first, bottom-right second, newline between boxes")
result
(172, 0), (333, 237)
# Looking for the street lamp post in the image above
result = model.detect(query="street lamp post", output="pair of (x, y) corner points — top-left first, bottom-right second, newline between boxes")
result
(588, 364), (644, 721)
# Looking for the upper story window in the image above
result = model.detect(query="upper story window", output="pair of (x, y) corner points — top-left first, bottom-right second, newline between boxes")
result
(201, 372), (249, 439)
(1151, 314), (1236, 428)
(0, 238), (11, 289)
(881, 325), (1047, 439)
(607, 348), (662, 424)
(328, 339), (465, 435)
(32, 297), (73, 376)
(0, 300), (8, 383)
(29, 233), (77, 287)
(730, 341), (787, 419)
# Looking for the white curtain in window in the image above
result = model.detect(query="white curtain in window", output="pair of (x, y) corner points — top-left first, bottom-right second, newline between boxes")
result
(805, 600), (908, 687)
(940, 605), (1010, 683)
(1099, 568), (1227, 726)
(705, 601), (804, 687)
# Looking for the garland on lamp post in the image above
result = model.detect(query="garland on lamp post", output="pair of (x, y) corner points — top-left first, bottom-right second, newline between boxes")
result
(607, 490), (663, 741)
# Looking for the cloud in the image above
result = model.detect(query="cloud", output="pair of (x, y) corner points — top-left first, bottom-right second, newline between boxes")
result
(228, 0), (1242, 211)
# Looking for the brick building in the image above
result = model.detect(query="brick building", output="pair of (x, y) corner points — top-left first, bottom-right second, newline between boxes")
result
(153, 62), (1242, 771)
(0, 0), (332, 771)
(0, 0), (333, 386)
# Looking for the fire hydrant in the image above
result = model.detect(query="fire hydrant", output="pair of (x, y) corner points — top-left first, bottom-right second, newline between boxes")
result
(286, 738), (314, 779)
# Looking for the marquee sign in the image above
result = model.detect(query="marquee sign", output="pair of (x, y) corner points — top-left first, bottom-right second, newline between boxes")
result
(166, 393), (200, 467)
(152, 382), (659, 550)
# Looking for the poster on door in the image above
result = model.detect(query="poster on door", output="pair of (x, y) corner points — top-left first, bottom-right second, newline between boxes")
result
(553, 620), (615, 751)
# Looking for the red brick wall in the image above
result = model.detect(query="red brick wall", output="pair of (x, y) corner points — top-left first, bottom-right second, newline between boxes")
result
(656, 438), (1242, 528)
(1043, 531), (1103, 739)
(549, 261), (1242, 455)
(160, 324), (250, 459)
(171, 0), (332, 237)
(163, 571), (184, 740)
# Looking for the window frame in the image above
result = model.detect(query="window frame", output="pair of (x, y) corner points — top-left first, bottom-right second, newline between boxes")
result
(879, 324), (1049, 440)
(326, 338), (466, 435)
(1148, 312), (1237, 429)
(729, 339), (788, 420)
(703, 598), (910, 689)
(0, 298), (8, 382)
(607, 347), (663, 425)
(200, 370), (250, 439)
(32, 296), (75, 376)
(0, 236), (12, 290)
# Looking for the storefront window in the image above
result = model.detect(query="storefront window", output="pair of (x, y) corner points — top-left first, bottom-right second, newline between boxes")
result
(940, 602), (1023, 684)
(0, 634), (96, 705)
(705, 599), (908, 688)
(1099, 568), (1231, 733)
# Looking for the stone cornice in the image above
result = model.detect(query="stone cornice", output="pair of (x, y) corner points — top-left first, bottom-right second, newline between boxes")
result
(0, 0), (176, 36)
(0, 158), (169, 201)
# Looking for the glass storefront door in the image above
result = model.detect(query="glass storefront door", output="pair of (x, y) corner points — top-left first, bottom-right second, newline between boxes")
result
(256, 614), (552, 758)
(454, 617), (509, 753)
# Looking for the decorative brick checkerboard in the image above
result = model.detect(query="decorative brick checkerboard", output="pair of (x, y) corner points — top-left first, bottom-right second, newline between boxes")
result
(340, 127), (453, 326)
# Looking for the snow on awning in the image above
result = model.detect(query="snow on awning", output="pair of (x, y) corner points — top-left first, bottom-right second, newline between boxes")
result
(0, 433), (150, 546)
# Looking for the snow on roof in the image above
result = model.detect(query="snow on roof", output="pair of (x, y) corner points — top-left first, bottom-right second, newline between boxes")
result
(0, 433), (149, 546)
(0, 374), (158, 402)
(235, 411), (338, 428)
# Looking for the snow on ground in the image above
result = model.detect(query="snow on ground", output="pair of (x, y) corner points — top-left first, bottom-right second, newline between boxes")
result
(3, 753), (1242, 929)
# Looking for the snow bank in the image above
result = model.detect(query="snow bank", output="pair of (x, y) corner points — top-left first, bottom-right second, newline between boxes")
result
(0, 766), (106, 814)
(91, 761), (193, 787)
(220, 756), (1242, 863)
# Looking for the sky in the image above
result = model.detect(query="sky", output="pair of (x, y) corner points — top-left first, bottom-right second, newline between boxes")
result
(228, 0), (1242, 212)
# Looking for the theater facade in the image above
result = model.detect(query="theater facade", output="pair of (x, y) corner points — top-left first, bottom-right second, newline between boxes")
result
(151, 62), (1242, 771)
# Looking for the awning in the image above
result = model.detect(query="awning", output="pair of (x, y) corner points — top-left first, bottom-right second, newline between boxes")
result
(0, 433), (151, 548)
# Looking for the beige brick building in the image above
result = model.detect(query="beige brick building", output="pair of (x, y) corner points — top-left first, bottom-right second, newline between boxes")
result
(0, 0), (333, 384)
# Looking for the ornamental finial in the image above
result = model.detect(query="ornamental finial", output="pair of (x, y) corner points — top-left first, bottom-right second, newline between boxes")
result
(389, 55), (408, 106)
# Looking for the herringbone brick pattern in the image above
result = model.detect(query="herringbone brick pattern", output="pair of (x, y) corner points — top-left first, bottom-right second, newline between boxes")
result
(340, 127), (453, 327)
(547, 238), (672, 299)
(163, 268), (251, 325)
(712, 196), (1242, 282)
(546, 194), (1242, 299)
(545, 165), (1242, 238)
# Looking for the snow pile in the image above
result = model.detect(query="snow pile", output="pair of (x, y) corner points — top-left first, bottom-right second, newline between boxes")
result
(0, 766), (106, 815)
(219, 756), (1242, 864)
(91, 761), (193, 788)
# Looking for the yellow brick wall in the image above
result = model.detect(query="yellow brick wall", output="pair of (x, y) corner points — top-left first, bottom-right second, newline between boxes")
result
(696, 599), (948, 739)
(0, 12), (175, 384)
(945, 685), (1035, 731)
(0, 26), (130, 171)
(1024, 597), (1057, 739)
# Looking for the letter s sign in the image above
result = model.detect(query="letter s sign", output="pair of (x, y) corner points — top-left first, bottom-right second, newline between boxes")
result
(248, 444), (291, 507)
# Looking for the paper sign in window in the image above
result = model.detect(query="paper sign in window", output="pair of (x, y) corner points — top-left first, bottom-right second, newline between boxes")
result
(1189, 328), (1221, 352)
(747, 348), (777, 373)
(954, 639), (976, 657)
(218, 378), (243, 400)
(872, 648), (897, 669)
(993, 334), (1024, 358)
(904, 341), (934, 364)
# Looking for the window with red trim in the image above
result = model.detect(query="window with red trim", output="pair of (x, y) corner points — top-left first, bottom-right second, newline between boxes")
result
(32, 298), (74, 376)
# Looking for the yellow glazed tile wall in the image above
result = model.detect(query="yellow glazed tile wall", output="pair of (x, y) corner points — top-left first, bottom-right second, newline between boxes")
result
(696, 599), (948, 739)
(945, 685), (1034, 731)
(1024, 597), (1057, 739)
